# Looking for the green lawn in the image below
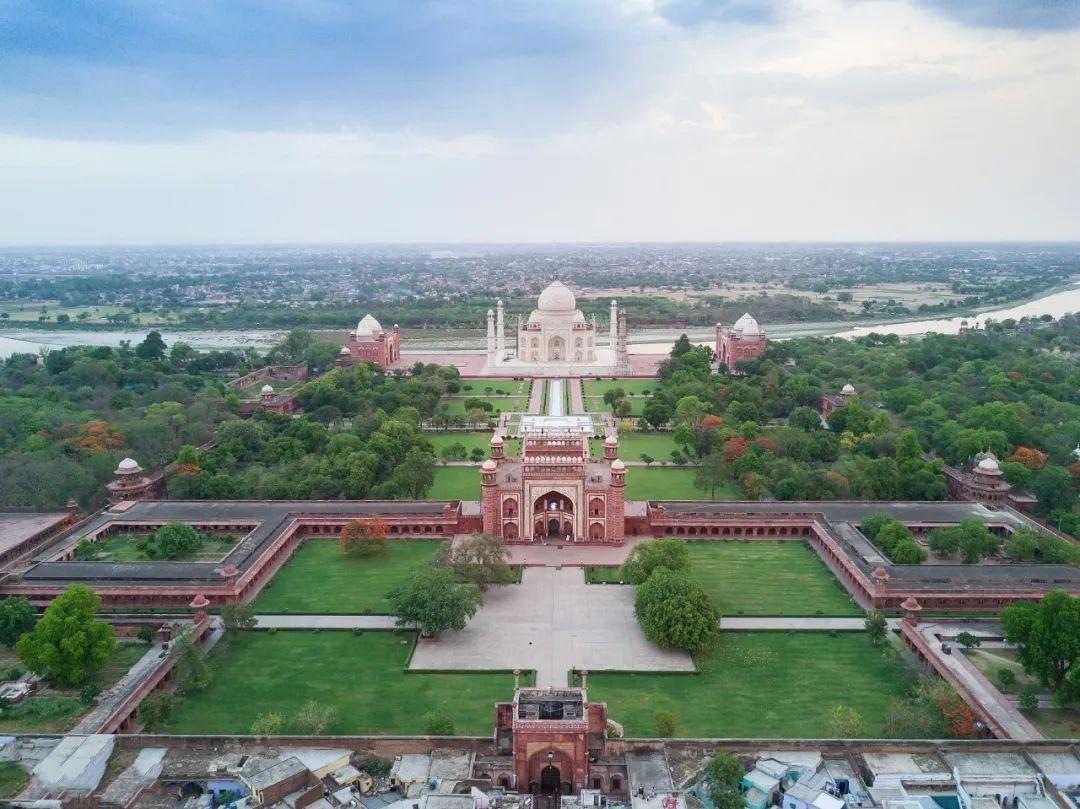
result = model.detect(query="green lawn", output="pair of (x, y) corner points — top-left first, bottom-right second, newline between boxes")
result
(253, 540), (444, 614)
(426, 432), (522, 457)
(583, 379), (658, 397)
(163, 631), (520, 735)
(431, 466), (481, 500)
(587, 632), (905, 737)
(444, 396), (528, 416)
(607, 433), (681, 461)
(0, 761), (29, 799)
(91, 533), (239, 562)
(461, 379), (531, 397)
(590, 542), (859, 616)
(624, 467), (739, 500)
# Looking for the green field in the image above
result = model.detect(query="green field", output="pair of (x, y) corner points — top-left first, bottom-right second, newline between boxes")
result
(253, 540), (444, 614)
(587, 632), (904, 737)
(0, 762), (29, 799)
(426, 432), (522, 457)
(583, 379), (658, 397)
(624, 467), (739, 500)
(598, 432), (681, 461)
(431, 466), (481, 500)
(163, 631), (520, 735)
(461, 379), (531, 396)
(444, 396), (528, 416)
(591, 542), (859, 616)
(89, 533), (239, 562)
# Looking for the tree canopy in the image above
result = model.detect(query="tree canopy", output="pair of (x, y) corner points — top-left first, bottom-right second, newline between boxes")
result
(17, 585), (115, 686)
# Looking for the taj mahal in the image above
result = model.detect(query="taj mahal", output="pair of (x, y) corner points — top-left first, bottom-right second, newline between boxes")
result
(481, 280), (630, 376)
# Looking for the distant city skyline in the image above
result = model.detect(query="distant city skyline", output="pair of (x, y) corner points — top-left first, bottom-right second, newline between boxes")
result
(1, 0), (1078, 245)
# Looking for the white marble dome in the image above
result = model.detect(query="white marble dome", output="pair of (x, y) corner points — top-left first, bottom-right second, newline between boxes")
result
(537, 281), (576, 313)
(260, 384), (274, 394)
(733, 312), (762, 337)
(841, 383), (856, 395)
(355, 313), (382, 337)
(116, 457), (141, 473)
(976, 456), (1002, 475)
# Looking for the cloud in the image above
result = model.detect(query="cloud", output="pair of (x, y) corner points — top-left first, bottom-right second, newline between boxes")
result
(913, 0), (1080, 30)
(655, 0), (783, 27)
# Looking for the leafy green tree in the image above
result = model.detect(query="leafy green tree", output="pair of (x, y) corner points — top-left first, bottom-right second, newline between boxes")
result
(388, 568), (482, 638)
(386, 448), (436, 499)
(148, 522), (202, 560)
(0, 597), (36, 649)
(694, 452), (730, 500)
(1019, 690), (1039, 711)
(174, 635), (211, 692)
(642, 398), (673, 429)
(1001, 591), (1080, 700)
(619, 539), (690, 584)
(221, 602), (258, 634)
(705, 753), (744, 809)
(138, 692), (174, 729)
(135, 330), (167, 360)
(864, 611), (887, 645)
(996, 668), (1016, 689)
(890, 539), (927, 564)
(955, 631), (981, 649)
(1032, 466), (1076, 515)
(445, 534), (516, 589)
(17, 585), (115, 686)
(1005, 529), (1039, 561)
(634, 568), (719, 655)
(827, 704), (864, 737)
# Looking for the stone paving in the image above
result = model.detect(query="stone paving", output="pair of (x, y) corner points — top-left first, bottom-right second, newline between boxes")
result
(407, 566), (695, 688)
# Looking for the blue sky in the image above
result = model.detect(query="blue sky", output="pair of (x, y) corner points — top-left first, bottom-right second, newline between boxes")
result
(0, 0), (1078, 242)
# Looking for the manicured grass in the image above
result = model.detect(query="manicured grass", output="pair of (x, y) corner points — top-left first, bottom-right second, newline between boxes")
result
(1025, 707), (1080, 739)
(431, 466), (481, 500)
(610, 432), (681, 461)
(0, 761), (29, 799)
(253, 540), (444, 614)
(583, 379), (658, 397)
(624, 467), (740, 501)
(163, 631), (520, 735)
(461, 379), (531, 396)
(587, 632), (905, 737)
(590, 542), (859, 616)
(425, 432), (522, 457)
(444, 396), (528, 415)
(92, 533), (238, 562)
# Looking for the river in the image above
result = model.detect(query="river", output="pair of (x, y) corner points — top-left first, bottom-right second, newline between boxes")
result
(3, 282), (1080, 359)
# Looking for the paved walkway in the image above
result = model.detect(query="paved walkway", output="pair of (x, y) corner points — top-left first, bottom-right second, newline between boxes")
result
(719, 617), (866, 630)
(569, 379), (586, 415)
(502, 536), (646, 566)
(913, 620), (1043, 740)
(408, 567), (694, 688)
(526, 379), (545, 414)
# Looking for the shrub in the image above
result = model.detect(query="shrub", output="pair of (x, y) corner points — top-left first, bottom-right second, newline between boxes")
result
(619, 539), (690, 585)
(1019, 690), (1039, 711)
(79, 682), (100, 705)
(996, 668), (1016, 689)
(634, 568), (719, 655)
(267, 626), (278, 635)
(423, 709), (456, 736)
(653, 709), (677, 738)
(136, 627), (155, 644)
(251, 712), (285, 735)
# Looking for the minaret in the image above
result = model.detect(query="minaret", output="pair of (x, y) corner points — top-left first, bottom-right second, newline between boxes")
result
(486, 309), (496, 355)
(609, 300), (618, 348)
(496, 299), (505, 354)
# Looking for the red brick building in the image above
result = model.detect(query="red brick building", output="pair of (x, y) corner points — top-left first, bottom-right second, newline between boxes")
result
(715, 313), (767, 371)
(338, 314), (400, 369)
(494, 687), (610, 795)
(481, 433), (626, 543)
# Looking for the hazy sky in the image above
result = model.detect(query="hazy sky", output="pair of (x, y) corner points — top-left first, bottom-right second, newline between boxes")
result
(1, 0), (1079, 244)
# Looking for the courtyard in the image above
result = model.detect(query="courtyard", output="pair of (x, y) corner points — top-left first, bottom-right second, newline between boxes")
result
(589, 541), (861, 616)
(252, 539), (444, 614)
(587, 632), (907, 737)
(162, 631), (519, 736)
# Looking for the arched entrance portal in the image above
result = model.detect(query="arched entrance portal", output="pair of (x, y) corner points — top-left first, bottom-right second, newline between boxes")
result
(540, 765), (561, 794)
(533, 492), (574, 539)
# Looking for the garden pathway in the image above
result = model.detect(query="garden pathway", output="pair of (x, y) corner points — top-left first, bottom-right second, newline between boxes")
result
(569, 379), (586, 415)
(526, 379), (545, 414)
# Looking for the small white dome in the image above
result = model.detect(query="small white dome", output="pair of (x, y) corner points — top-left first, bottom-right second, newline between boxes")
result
(604, 435), (619, 445)
(355, 313), (382, 337)
(733, 312), (762, 337)
(481, 459), (498, 471)
(260, 384), (274, 394)
(841, 383), (856, 395)
(976, 457), (1002, 474)
(490, 434), (504, 445)
(117, 457), (141, 473)
(339, 346), (351, 355)
(537, 280), (577, 313)
(610, 458), (625, 471)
